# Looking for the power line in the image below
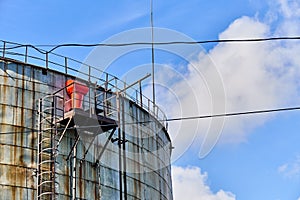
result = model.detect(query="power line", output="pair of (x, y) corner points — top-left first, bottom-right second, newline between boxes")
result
(0, 106), (300, 135)
(29, 36), (300, 53)
(164, 106), (300, 122)
(2, 36), (300, 54)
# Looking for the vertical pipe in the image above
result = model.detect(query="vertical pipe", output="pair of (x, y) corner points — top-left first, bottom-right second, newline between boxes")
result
(136, 91), (138, 105)
(94, 81), (97, 115)
(135, 98), (143, 199)
(72, 81), (75, 110)
(123, 80), (126, 98)
(157, 134), (163, 200)
(63, 88), (65, 117)
(65, 57), (68, 74)
(139, 81), (143, 107)
(37, 99), (42, 200)
(104, 74), (109, 117)
(64, 57), (68, 116)
(2, 41), (5, 58)
(46, 52), (48, 70)
(72, 137), (77, 200)
(121, 97), (127, 200)
(117, 93), (123, 200)
(88, 66), (91, 117)
(25, 46), (28, 63)
(148, 99), (150, 112)
(97, 137), (101, 200)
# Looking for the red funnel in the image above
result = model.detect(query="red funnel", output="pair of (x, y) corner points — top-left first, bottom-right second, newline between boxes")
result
(66, 80), (89, 110)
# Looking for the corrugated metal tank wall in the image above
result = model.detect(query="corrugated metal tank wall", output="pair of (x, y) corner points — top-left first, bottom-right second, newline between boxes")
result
(0, 59), (68, 199)
(0, 58), (173, 200)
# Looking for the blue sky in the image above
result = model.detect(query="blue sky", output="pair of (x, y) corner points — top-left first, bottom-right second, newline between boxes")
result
(1, 0), (300, 199)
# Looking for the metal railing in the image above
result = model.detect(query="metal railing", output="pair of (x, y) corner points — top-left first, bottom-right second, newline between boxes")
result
(0, 40), (168, 128)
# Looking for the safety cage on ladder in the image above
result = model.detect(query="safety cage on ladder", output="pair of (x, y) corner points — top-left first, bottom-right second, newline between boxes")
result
(36, 80), (119, 199)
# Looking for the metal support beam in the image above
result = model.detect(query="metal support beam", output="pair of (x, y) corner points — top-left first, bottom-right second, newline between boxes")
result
(94, 128), (116, 166)
(81, 134), (99, 162)
(56, 117), (72, 149)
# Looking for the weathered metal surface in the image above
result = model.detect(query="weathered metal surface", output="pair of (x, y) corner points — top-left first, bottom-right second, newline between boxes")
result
(0, 58), (173, 200)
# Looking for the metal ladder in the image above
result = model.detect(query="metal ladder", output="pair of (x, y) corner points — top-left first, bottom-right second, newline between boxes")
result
(37, 95), (60, 200)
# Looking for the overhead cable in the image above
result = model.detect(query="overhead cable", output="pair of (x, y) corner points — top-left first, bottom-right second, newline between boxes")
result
(0, 106), (300, 135)
(2, 36), (300, 54)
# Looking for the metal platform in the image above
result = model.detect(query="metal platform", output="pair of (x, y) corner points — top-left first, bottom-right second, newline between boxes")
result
(57, 108), (117, 136)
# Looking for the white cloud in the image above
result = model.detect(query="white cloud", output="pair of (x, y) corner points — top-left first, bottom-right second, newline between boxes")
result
(201, 16), (300, 143)
(266, 0), (300, 36)
(277, 163), (288, 173)
(172, 166), (235, 200)
(278, 156), (300, 178)
(113, 0), (300, 161)
(153, 1), (300, 157)
(277, 0), (300, 18)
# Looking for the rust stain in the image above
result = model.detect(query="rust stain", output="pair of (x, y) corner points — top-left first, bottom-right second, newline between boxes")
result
(64, 163), (70, 196)
(10, 171), (16, 200)
(19, 65), (25, 199)
(5, 166), (26, 199)
(12, 128), (17, 200)
(26, 168), (35, 188)
(30, 66), (35, 175)
(94, 167), (97, 199)
(2, 61), (7, 123)
(0, 60), (173, 200)
(20, 64), (25, 148)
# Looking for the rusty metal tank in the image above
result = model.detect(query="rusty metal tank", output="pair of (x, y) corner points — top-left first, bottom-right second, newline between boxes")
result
(0, 41), (173, 200)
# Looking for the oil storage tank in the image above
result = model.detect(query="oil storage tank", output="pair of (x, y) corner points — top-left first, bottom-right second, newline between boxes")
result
(0, 41), (173, 200)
